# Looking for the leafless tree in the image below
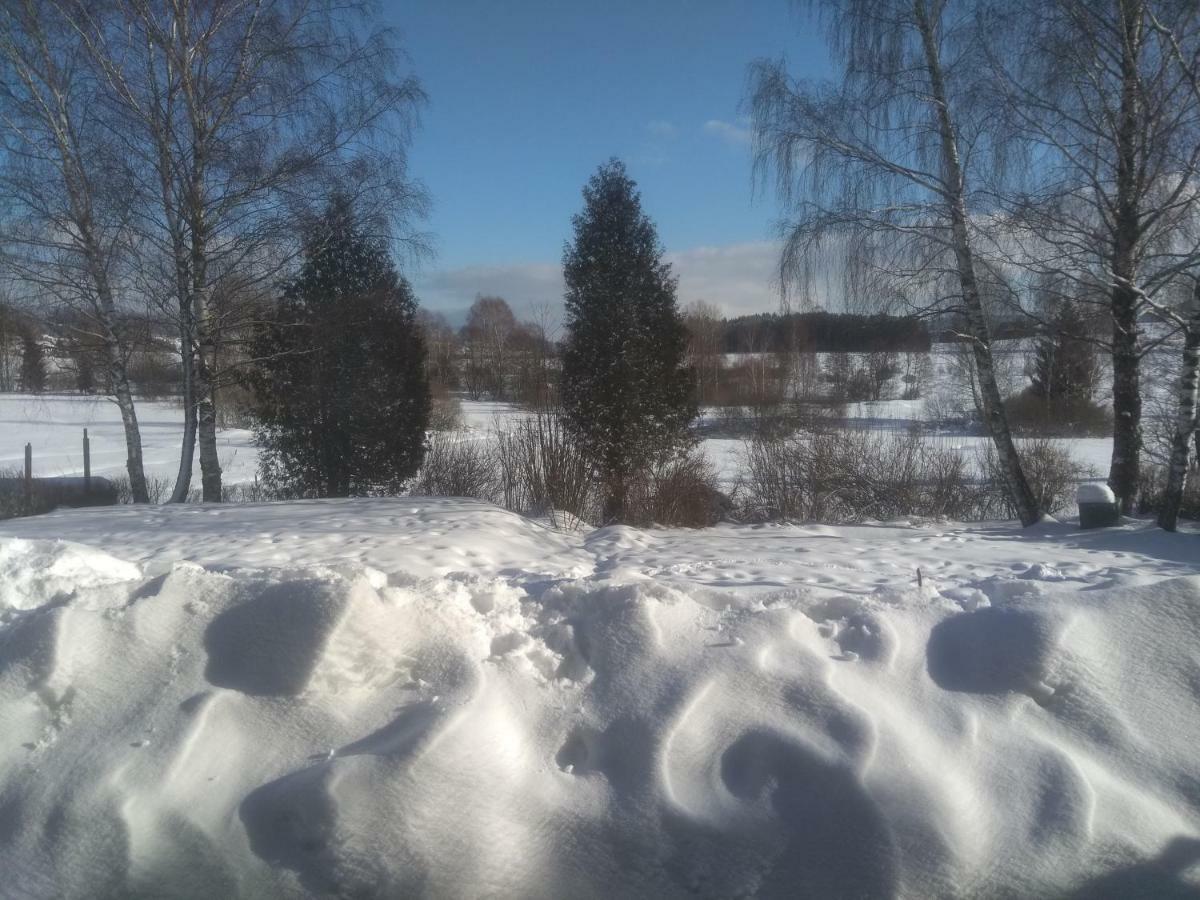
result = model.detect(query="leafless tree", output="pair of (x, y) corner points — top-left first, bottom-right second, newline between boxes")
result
(748, 0), (1043, 525)
(683, 300), (724, 405)
(416, 309), (460, 392)
(461, 295), (518, 401)
(0, 291), (19, 392)
(0, 0), (151, 501)
(982, 0), (1200, 512)
(1140, 7), (1200, 530)
(73, 0), (428, 501)
(511, 301), (560, 409)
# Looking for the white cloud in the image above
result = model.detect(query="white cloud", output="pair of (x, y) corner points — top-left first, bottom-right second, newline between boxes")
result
(668, 241), (785, 316)
(645, 119), (678, 140)
(703, 118), (752, 147)
(416, 262), (565, 325)
(416, 240), (788, 324)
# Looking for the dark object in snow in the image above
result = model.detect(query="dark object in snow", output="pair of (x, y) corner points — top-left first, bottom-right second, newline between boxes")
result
(0, 476), (118, 517)
(1077, 483), (1119, 529)
(1079, 502), (1120, 529)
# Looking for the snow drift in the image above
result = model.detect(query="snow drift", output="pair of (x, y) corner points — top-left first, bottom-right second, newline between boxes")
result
(0, 501), (1199, 898)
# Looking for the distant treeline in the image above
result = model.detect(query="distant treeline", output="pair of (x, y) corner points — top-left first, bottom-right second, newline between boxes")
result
(720, 312), (932, 354)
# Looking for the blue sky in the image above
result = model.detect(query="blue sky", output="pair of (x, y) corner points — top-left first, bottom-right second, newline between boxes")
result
(391, 0), (830, 321)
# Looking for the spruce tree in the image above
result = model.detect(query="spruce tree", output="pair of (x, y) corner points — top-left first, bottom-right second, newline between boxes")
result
(1030, 302), (1098, 403)
(19, 326), (45, 393)
(251, 195), (431, 497)
(561, 160), (697, 522)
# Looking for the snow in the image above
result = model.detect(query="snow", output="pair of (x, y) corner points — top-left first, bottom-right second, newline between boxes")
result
(1, 498), (1199, 897)
(1078, 483), (1117, 504)
(0, 393), (258, 487)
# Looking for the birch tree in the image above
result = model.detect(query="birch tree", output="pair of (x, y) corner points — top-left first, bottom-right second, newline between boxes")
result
(76, 0), (427, 501)
(983, 0), (1200, 513)
(0, 0), (151, 502)
(1145, 7), (1200, 531)
(748, 0), (1043, 525)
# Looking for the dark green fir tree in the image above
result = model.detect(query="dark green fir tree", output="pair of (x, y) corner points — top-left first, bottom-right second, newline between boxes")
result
(1031, 302), (1098, 403)
(251, 194), (431, 497)
(560, 160), (697, 522)
(19, 325), (45, 393)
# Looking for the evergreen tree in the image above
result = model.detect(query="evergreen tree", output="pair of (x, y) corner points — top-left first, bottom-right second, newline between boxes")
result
(1030, 303), (1098, 403)
(561, 160), (697, 522)
(19, 325), (45, 393)
(250, 195), (431, 497)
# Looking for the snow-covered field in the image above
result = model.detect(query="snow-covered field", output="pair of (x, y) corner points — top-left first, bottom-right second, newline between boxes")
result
(0, 394), (258, 488)
(1, 498), (1198, 897)
(0, 389), (1116, 502)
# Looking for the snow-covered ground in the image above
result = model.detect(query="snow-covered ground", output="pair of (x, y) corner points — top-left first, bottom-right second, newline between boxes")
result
(1, 498), (1198, 897)
(0, 337), (1132, 497)
(0, 394), (258, 488)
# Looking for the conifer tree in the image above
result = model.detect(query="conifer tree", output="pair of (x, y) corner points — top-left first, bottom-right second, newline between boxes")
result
(19, 325), (45, 393)
(251, 195), (430, 497)
(1030, 303), (1098, 403)
(561, 160), (697, 522)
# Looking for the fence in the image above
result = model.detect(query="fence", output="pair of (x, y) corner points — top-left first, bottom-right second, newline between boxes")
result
(0, 429), (118, 518)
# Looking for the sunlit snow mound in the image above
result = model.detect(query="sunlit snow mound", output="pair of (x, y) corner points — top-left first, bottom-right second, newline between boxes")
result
(1, 521), (1199, 897)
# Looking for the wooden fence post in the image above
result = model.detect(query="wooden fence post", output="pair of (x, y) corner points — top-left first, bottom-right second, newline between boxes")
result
(23, 442), (32, 513)
(83, 428), (91, 495)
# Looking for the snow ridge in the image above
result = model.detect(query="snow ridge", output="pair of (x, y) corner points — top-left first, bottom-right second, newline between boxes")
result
(0, 503), (1198, 898)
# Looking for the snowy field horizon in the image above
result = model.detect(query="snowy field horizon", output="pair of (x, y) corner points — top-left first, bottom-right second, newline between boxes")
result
(0, 339), (1131, 503)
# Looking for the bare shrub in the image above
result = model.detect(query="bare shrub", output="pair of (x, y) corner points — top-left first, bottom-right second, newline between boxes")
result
(627, 451), (728, 527)
(740, 426), (983, 523)
(111, 474), (172, 505)
(0, 467), (55, 519)
(411, 431), (498, 502)
(129, 352), (183, 401)
(216, 381), (259, 429)
(494, 411), (597, 526)
(977, 438), (1095, 517)
(1137, 464), (1200, 523)
(430, 387), (463, 432)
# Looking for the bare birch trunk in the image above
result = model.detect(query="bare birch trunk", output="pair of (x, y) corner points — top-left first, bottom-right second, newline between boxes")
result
(110, 351), (149, 503)
(1, 2), (150, 503)
(190, 217), (222, 503)
(1109, 282), (1143, 514)
(170, 328), (197, 503)
(88, 253), (150, 504)
(1157, 281), (1200, 531)
(195, 337), (222, 502)
(915, 0), (1041, 526)
(1108, 3), (1145, 515)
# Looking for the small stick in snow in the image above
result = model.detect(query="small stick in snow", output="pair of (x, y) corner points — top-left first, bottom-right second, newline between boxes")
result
(917, 567), (923, 588)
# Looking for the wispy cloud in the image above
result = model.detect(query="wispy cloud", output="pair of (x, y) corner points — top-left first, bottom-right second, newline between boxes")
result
(668, 241), (783, 315)
(416, 262), (565, 325)
(645, 119), (678, 140)
(703, 118), (752, 147)
(636, 119), (680, 166)
(416, 240), (788, 323)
